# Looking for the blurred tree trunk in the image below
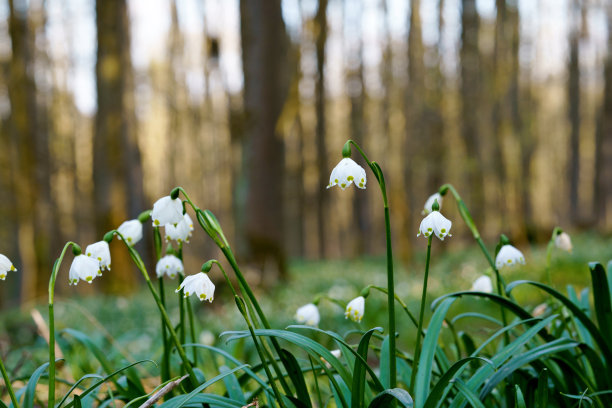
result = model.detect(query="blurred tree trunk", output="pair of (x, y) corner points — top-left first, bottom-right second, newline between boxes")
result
(567, 0), (581, 225)
(595, 6), (612, 229)
(240, 0), (290, 279)
(315, 0), (329, 258)
(8, 0), (55, 301)
(460, 0), (485, 226)
(94, 0), (144, 292)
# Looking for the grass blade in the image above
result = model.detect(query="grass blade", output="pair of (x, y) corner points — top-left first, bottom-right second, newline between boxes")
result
(536, 368), (548, 408)
(589, 262), (612, 350)
(23, 361), (51, 408)
(279, 348), (311, 407)
(369, 388), (413, 407)
(514, 385), (526, 408)
(351, 327), (382, 408)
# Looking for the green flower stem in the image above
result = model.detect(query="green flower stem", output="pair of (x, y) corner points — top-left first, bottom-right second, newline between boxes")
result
(186, 299), (197, 365)
(439, 183), (510, 340)
(154, 227), (171, 387)
(177, 245), (186, 347)
(0, 346), (19, 408)
(346, 140), (397, 388)
(177, 189), (292, 396)
(112, 231), (198, 387)
(410, 235), (432, 394)
(545, 227), (561, 287)
(234, 296), (286, 408)
(48, 240), (79, 408)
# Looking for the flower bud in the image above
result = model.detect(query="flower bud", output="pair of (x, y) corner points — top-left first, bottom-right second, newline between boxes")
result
(170, 187), (181, 200)
(138, 209), (152, 223)
(201, 260), (214, 273)
(72, 244), (82, 256)
(342, 140), (352, 158)
(103, 231), (115, 243)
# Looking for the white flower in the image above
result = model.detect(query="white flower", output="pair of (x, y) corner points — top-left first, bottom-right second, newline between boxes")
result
(165, 213), (194, 243)
(156, 255), (184, 279)
(69, 255), (101, 285)
(176, 272), (215, 302)
(533, 303), (548, 317)
(117, 220), (143, 246)
(554, 232), (572, 253)
(495, 245), (525, 269)
(151, 196), (184, 227)
(344, 296), (365, 323)
(422, 193), (443, 215)
(295, 303), (320, 326)
(327, 158), (367, 190)
(417, 211), (452, 240)
(471, 275), (493, 293)
(85, 241), (111, 272)
(321, 349), (342, 369)
(0, 254), (16, 280)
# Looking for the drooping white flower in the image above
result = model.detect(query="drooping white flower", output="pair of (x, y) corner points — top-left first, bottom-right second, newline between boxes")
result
(156, 255), (184, 279)
(85, 241), (111, 272)
(321, 349), (342, 369)
(165, 213), (194, 243)
(69, 255), (101, 285)
(295, 303), (320, 326)
(423, 193), (443, 215)
(471, 275), (493, 293)
(344, 296), (365, 323)
(117, 220), (143, 246)
(417, 211), (452, 240)
(151, 196), (184, 227)
(0, 254), (16, 281)
(554, 232), (573, 253)
(176, 272), (215, 302)
(327, 158), (367, 190)
(495, 245), (525, 269)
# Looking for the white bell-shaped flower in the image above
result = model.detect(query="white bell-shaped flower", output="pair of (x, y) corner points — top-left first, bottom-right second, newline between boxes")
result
(117, 220), (143, 246)
(85, 241), (111, 272)
(417, 211), (452, 240)
(422, 193), (443, 215)
(295, 303), (320, 326)
(151, 196), (184, 227)
(471, 275), (493, 293)
(554, 232), (573, 253)
(344, 296), (365, 323)
(165, 213), (194, 243)
(156, 255), (184, 279)
(69, 255), (101, 285)
(176, 272), (215, 302)
(495, 245), (525, 269)
(327, 158), (367, 190)
(0, 254), (16, 280)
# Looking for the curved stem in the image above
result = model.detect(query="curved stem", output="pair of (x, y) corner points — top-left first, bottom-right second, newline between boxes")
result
(112, 231), (198, 387)
(410, 235), (432, 394)
(347, 140), (396, 388)
(48, 241), (78, 408)
(153, 227), (171, 387)
(0, 355), (18, 408)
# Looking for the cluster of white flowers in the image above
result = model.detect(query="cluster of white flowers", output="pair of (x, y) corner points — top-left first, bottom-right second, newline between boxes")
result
(0, 254), (16, 281)
(151, 196), (194, 244)
(69, 240), (112, 285)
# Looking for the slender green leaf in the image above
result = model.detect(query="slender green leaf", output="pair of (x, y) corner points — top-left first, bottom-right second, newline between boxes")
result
(23, 361), (51, 408)
(536, 368), (548, 408)
(351, 328), (382, 408)
(415, 297), (456, 408)
(453, 379), (486, 408)
(279, 349), (311, 407)
(514, 385), (526, 408)
(589, 262), (612, 349)
(380, 336), (390, 389)
(369, 388), (413, 407)
(220, 365), (246, 404)
(451, 313), (503, 327)
(56, 374), (104, 408)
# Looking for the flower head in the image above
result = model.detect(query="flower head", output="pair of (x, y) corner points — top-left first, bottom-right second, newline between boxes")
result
(69, 255), (101, 285)
(0, 254), (16, 280)
(471, 275), (493, 293)
(156, 255), (184, 279)
(495, 245), (525, 269)
(165, 213), (194, 243)
(344, 296), (365, 323)
(417, 211), (452, 240)
(327, 158), (367, 190)
(423, 193), (443, 215)
(85, 241), (111, 271)
(176, 272), (215, 302)
(151, 196), (184, 227)
(117, 220), (143, 246)
(554, 232), (572, 253)
(295, 303), (320, 326)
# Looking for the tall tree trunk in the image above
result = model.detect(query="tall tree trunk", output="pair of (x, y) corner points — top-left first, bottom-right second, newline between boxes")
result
(315, 0), (329, 258)
(594, 6), (612, 229)
(8, 0), (54, 301)
(568, 0), (581, 225)
(240, 0), (290, 279)
(460, 0), (485, 227)
(94, 0), (144, 292)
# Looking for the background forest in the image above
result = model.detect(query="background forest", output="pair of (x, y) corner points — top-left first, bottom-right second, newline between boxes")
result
(0, 0), (611, 307)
